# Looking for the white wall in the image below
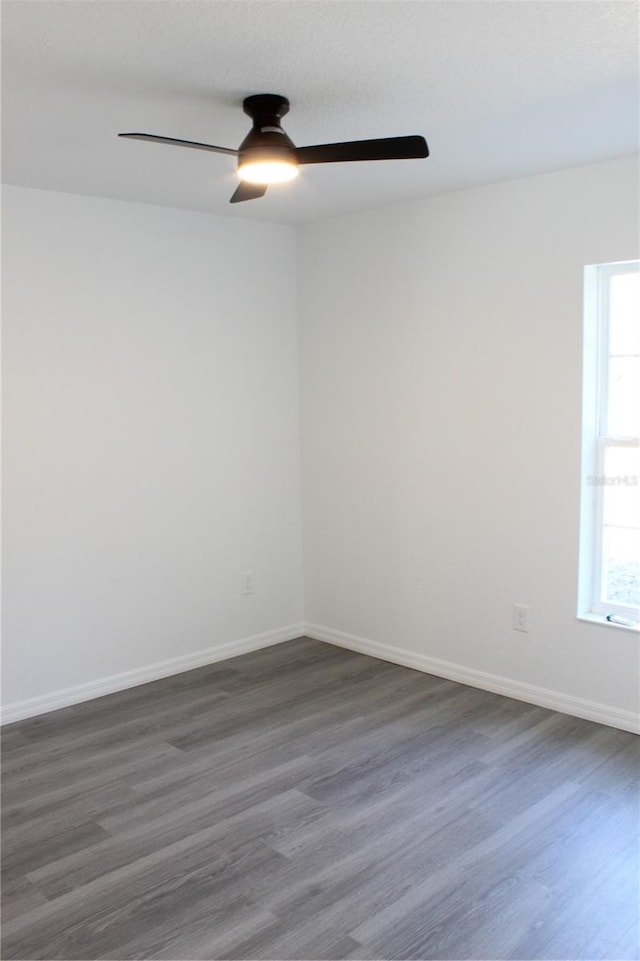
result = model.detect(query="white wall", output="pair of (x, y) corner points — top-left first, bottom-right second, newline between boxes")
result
(299, 156), (640, 722)
(2, 186), (303, 710)
(3, 158), (639, 728)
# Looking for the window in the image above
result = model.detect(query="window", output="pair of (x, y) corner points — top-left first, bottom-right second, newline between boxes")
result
(579, 261), (639, 627)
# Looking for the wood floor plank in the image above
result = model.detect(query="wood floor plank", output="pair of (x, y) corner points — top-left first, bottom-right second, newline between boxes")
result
(0, 873), (50, 924)
(251, 805), (501, 950)
(95, 751), (315, 836)
(28, 772), (321, 898)
(2, 637), (638, 961)
(359, 874), (555, 961)
(266, 758), (495, 862)
(510, 839), (640, 960)
(4, 837), (286, 960)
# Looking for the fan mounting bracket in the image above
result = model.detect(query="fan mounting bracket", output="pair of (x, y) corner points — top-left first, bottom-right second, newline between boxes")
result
(242, 94), (290, 125)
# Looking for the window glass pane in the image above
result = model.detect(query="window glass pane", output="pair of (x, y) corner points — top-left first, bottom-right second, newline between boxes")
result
(609, 271), (640, 356)
(602, 527), (640, 609)
(602, 447), (640, 529)
(602, 447), (639, 609)
(607, 356), (640, 436)
(581, 261), (640, 619)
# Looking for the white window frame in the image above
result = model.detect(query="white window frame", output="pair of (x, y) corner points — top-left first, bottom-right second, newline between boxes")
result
(578, 260), (639, 626)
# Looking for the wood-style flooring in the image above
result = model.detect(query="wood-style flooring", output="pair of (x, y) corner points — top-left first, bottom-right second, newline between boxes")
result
(1, 637), (639, 960)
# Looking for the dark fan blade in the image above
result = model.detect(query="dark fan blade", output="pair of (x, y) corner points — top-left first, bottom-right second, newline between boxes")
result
(118, 133), (237, 156)
(229, 182), (267, 204)
(296, 135), (428, 165)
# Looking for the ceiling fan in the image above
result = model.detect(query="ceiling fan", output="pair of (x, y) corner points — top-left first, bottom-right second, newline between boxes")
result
(119, 94), (429, 203)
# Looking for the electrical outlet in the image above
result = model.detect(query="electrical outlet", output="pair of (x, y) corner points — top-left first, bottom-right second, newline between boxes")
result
(512, 604), (531, 633)
(240, 571), (255, 596)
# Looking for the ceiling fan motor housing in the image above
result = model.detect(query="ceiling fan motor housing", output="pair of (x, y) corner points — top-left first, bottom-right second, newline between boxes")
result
(238, 94), (298, 170)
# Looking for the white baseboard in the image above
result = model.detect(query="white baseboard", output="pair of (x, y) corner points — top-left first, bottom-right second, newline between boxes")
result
(5, 621), (637, 735)
(305, 623), (640, 735)
(1, 624), (305, 725)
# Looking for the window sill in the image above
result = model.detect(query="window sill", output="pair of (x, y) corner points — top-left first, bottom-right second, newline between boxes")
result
(577, 613), (640, 632)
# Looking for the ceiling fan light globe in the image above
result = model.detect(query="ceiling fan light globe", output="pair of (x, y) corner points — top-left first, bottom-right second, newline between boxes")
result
(238, 160), (299, 185)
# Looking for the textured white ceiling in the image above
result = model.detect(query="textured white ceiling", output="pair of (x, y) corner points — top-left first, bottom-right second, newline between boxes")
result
(2, 1), (638, 225)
